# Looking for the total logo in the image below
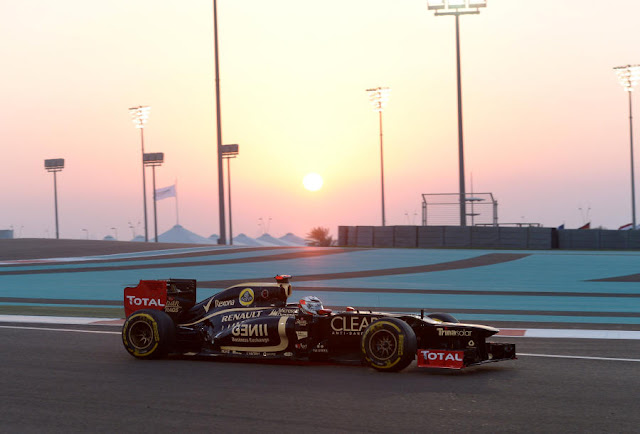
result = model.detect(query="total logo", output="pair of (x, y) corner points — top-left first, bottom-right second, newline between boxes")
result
(239, 288), (255, 307)
(417, 350), (465, 369)
(125, 296), (165, 308)
(420, 350), (463, 362)
(331, 316), (380, 335)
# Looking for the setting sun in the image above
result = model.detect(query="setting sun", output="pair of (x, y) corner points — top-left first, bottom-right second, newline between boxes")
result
(302, 173), (323, 192)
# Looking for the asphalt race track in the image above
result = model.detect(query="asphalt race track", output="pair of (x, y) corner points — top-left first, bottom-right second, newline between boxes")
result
(1, 324), (639, 432)
(1, 239), (639, 432)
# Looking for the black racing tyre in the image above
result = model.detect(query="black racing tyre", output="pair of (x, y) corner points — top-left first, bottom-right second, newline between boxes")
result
(428, 312), (459, 324)
(361, 317), (417, 372)
(122, 309), (176, 359)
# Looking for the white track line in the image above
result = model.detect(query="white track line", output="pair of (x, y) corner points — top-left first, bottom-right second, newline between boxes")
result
(0, 325), (120, 334)
(518, 353), (640, 363)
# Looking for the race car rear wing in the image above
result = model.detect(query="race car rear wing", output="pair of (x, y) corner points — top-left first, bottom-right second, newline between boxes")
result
(124, 279), (197, 319)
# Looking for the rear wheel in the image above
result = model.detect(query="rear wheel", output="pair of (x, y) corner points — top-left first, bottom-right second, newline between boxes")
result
(122, 309), (176, 359)
(361, 318), (417, 372)
(428, 312), (459, 323)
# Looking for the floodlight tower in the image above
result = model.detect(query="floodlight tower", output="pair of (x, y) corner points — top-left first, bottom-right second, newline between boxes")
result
(44, 158), (64, 239)
(129, 106), (151, 242)
(426, 0), (487, 226)
(366, 86), (391, 226)
(212, 0), (227, 245)
(143, 152), (164, 242)
(614, 64), (640, 230)
(221, 144), (239, 245)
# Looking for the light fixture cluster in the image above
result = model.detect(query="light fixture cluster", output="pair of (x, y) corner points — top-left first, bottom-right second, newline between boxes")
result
(129, 106), (151, 128)
(427, 0), (487, 14)
(614, 65), (640, 92)
(366, 87), (391, 112)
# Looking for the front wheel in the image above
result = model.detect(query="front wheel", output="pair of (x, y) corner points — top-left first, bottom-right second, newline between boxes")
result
(122, 309), (176, 359)
(361, 318), (417, 372)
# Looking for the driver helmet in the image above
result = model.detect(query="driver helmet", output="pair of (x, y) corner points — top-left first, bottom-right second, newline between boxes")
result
(298, 296), (324, 315)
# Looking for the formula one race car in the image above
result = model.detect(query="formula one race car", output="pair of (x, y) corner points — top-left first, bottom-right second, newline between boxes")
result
(121, 275), (516, 372)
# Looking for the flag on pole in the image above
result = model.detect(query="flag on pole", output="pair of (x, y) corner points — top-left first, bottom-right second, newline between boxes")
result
(155, 184), (176, 201)
(619, 223), (636, 230)
(578, 222), (590, 230)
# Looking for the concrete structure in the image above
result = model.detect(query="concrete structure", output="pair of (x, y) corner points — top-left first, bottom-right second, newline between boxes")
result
(338, 226), (640, 250)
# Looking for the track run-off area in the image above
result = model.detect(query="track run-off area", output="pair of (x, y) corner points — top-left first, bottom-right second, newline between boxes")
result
(0, 239), (639, 431)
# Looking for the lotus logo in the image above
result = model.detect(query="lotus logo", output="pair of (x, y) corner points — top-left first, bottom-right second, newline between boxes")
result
(239, 288), (254, 307)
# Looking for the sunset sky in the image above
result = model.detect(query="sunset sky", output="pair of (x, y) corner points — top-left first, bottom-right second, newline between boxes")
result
(2, 0), (640, 240)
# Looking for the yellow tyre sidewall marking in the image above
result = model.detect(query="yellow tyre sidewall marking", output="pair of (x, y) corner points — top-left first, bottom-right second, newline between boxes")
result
(362, 320), (404, 370)
(124, 313), (160, 357)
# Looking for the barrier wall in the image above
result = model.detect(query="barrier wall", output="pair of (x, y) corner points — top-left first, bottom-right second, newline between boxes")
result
(338, 226), (639, 250)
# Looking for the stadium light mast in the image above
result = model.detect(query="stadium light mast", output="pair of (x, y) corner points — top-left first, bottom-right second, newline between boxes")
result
(426, 0), (487, 226)
(212, 0), (227, 245)
(221, 144), (239, 245)
(44, 158), (64, 239)
(143, 152), (164, 243)
(366, 86), (391, 226)
(614, 64), (640, 230)
(129, 105), (151, 242)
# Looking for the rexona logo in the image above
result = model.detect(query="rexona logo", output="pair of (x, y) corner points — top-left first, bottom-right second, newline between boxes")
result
(417, 350), (465, 369)
(331, 316), (380, 336)
(215, 299), (235, 308)
(239, 288), (255, 307)
(125, 296), (165, 308)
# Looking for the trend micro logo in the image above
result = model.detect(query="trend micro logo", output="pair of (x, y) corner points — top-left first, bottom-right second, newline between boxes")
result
(239, 288), (255, 307)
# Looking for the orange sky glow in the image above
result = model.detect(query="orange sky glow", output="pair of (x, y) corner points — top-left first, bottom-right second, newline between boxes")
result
(2, 0), (640, 240)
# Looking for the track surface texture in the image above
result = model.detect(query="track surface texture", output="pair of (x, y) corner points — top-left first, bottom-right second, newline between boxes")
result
(1, 239), (639, 432)
(1, 325), (638, 432)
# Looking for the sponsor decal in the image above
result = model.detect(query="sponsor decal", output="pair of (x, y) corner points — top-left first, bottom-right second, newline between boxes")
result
(269, 308), (298, 317)
(232, 323), (268, 337)
(331, 316), (380, 336)
(239, 288), (255, 307)
(437, 327), (473, 337)
(295, 317), (308, 327)
(214, 299), (235, 308)
(296, 331), (308, 340)
(261, 289), (270, 300)
(220, 316), (290, 353)
(231, 337), (269, 343)
(417, 350), (465, 369)
(311, 341), (328, 353)
(125, 295), (165, 308)
(231, 324), (269, 343)
(221, 311), (262, 322)
(165, 299), (180, 313)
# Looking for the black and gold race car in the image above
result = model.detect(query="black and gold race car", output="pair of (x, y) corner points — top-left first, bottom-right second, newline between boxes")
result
(122, 275), (516, 372)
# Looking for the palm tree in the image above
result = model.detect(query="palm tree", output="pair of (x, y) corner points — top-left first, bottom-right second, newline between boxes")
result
(305, 227), (334, 247)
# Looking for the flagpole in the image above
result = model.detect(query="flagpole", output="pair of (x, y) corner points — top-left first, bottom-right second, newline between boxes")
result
(175, 180), (180, 226)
